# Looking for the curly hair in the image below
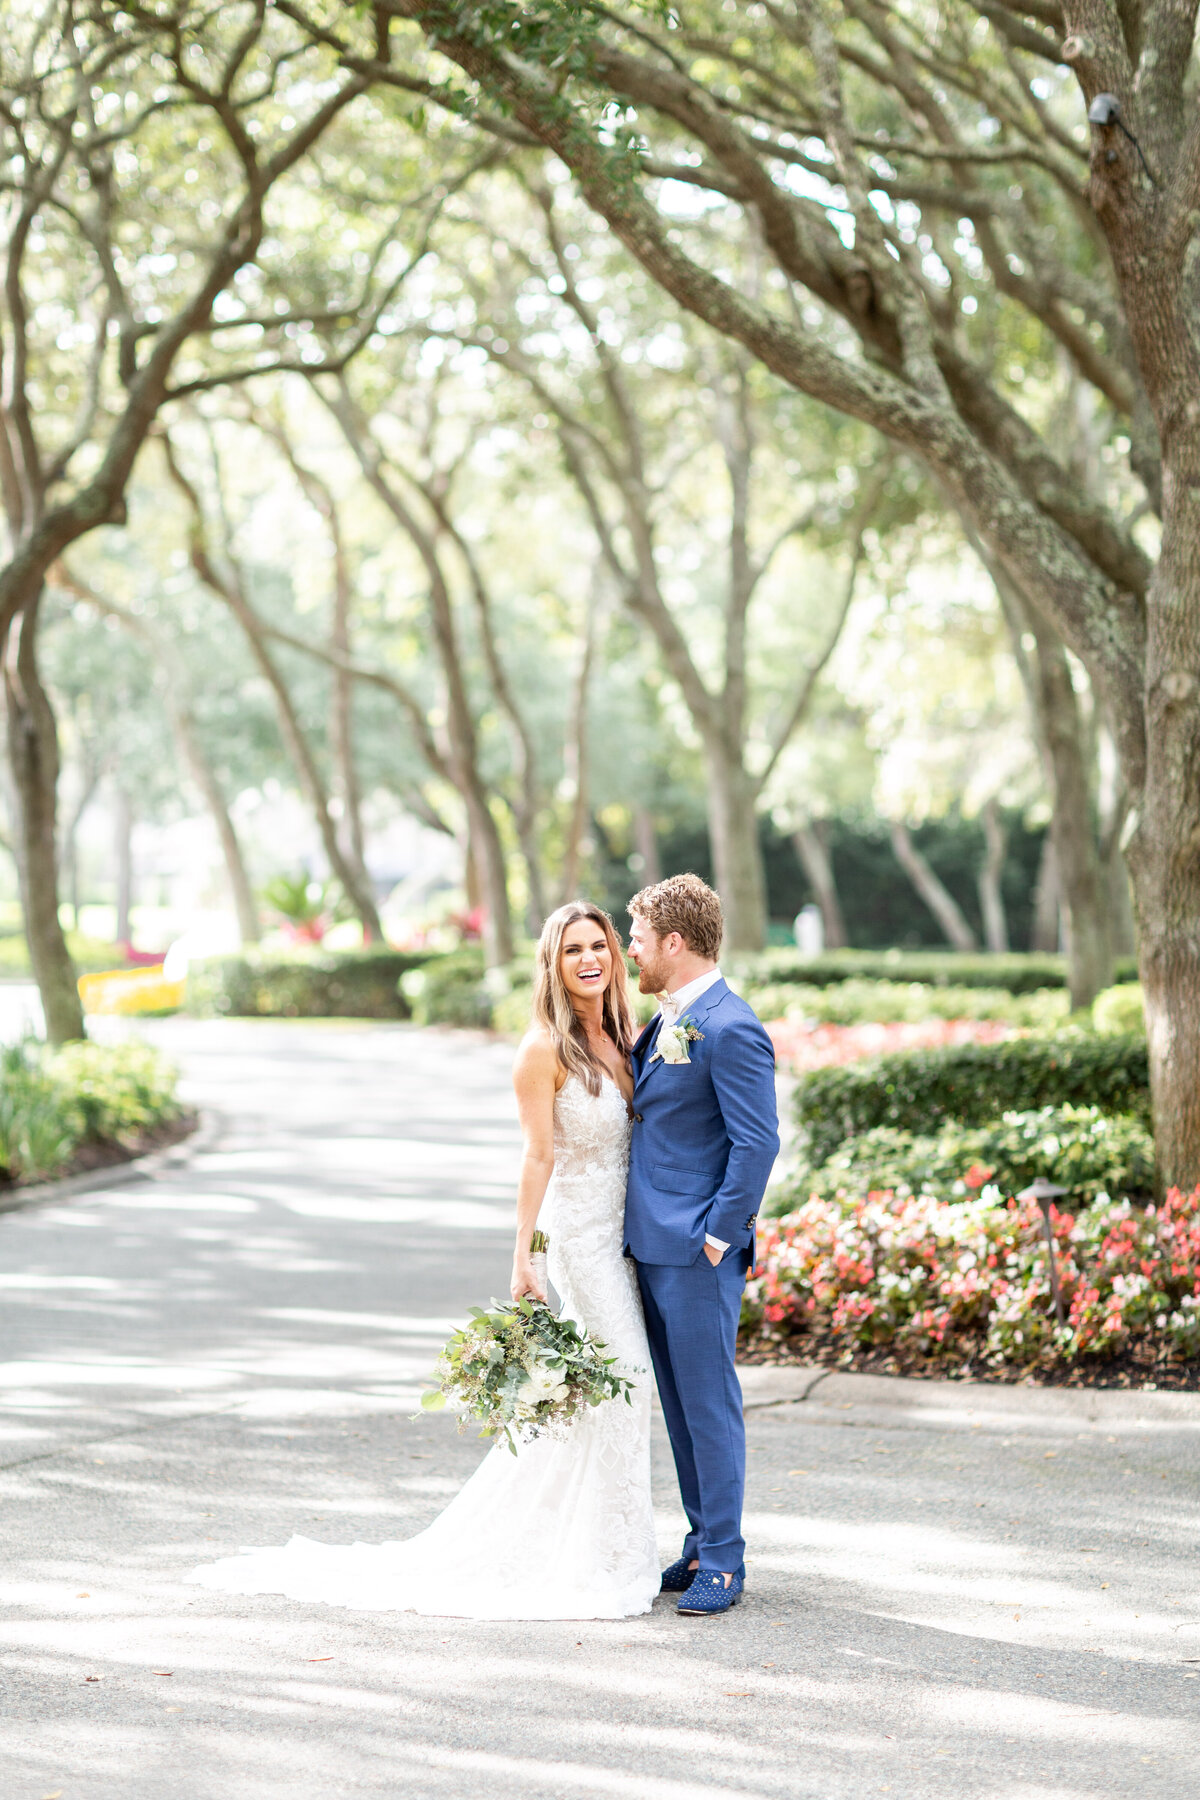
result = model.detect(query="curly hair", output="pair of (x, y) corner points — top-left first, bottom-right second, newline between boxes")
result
(628, 872), (724, 961)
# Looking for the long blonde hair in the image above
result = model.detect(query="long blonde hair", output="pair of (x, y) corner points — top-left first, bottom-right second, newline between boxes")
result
(533, 901), (635, 1096)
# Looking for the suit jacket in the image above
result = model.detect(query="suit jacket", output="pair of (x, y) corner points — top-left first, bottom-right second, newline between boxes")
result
(624, 977), (780, 1267)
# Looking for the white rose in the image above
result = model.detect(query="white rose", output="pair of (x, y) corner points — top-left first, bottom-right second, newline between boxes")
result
(656, 1025), (690, 1064)
(518, 1371), (570, 1406)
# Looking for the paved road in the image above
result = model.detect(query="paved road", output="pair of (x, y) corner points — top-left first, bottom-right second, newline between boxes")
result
(1, 1019), (1198, 1800)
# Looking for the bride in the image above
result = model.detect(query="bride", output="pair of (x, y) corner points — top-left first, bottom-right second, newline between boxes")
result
(192, 901), (662, 1620)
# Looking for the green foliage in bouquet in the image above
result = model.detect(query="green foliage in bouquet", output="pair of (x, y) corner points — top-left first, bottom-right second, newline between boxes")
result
(420, 1295), (637, 1454)
(772, 1105), (1155, 1214)
(794, 1033), (1150, 1167)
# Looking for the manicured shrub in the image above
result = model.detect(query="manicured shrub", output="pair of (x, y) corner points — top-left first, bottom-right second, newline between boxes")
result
(725, 947), (1138, 994)
(771, 1104), (1155, 1215)
(49, 1040), (182, 1143)
(491, 981), (535, 1037)
(739, 977), (1069, 1030)
(0, 1039), (181, 1186)
(794, 1032), (1150, 1167)
(187, 947), (429, 1020)
(400, 948), (497, 1028)
(1093, 982), (1145, 1036)
(742, 1185), (1200, 1367)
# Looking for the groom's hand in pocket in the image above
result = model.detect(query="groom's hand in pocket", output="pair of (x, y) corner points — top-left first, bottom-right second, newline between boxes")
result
(703, 1243), (722, 1267)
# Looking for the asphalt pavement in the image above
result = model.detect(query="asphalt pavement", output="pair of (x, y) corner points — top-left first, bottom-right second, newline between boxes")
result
(1, 1017), (1197, 1800)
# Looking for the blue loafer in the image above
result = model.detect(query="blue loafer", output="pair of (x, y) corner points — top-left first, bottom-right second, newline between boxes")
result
(660, 1556), (698, 1593)
(677, 1565), (745, 1615)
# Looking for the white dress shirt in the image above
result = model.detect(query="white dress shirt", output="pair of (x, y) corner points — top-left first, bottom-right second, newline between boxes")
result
(656, 966), (730, 1254)
(657, 965), (724, 1026)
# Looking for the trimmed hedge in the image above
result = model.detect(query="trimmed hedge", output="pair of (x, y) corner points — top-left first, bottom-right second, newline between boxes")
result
(400, 948), (493, 1028)
(187, 947), (430, 1020)
(726, 948), (1138, 994)
(794, 1032), (1150, 1167)
(771, 1104), (1155, 1215)
(739, 977), (1068, 1030)
(1093, 982), (1145, 1035)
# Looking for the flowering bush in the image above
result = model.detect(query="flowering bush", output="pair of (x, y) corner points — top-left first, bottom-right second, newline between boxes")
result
(769, 1104), (1155, 1216)
(742, 1185), (1200, 1368)
(0, 1038), (182, 1185)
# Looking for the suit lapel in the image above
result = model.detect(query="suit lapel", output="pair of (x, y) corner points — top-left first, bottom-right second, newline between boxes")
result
(632, 1014), (664, 1090)
(633, 978), (729, 1094)
(684, 977), (729, 1031)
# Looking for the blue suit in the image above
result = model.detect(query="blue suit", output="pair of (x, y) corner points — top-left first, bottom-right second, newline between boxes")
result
(624, 979), (779, 1572)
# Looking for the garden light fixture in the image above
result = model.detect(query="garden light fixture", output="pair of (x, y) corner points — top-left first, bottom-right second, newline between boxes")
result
(1018, 1177), (1069, 1328)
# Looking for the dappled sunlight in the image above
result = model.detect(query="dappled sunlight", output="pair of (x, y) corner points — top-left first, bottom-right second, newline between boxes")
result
(263, 1307), (463, 1333)
(275, 1192), (514, 1226)
(4, 1021), (1196, 1798)
(101, 1189), (260, 1212)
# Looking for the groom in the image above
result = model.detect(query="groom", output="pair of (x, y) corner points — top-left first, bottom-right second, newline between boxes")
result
(625, 874), (779, 1616)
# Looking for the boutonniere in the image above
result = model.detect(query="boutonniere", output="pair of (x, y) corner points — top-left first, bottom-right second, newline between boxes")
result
(650, 1015), (704, 1065)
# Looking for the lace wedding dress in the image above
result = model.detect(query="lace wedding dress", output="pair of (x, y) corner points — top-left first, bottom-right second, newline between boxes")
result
(191, 1075), (661, 1619)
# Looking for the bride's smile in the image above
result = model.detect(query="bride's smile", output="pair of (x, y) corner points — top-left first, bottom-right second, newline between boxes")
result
(559, 928), (612, 1002)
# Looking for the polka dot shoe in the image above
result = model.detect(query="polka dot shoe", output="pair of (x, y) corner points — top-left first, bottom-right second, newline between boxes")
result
(677, 1565), (745, 1615)
(660, 1556), (698, 1593)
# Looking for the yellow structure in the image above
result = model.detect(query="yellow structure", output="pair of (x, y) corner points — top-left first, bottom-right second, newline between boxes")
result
(77, 965), (186, 1016)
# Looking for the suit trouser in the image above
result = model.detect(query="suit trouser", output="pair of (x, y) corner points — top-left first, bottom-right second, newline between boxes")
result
(635, 1251), (747, 1571)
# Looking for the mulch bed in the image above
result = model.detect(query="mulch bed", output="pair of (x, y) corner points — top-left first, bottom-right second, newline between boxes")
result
(0, 1111), (199, 1196)
(738, 1328), (1200, 1393)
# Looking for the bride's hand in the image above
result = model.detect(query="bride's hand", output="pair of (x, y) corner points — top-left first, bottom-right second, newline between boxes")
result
(511, 1255), (546, 1303)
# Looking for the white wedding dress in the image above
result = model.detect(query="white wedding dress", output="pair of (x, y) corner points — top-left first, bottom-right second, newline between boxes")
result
(191, 1074), (661, 1619)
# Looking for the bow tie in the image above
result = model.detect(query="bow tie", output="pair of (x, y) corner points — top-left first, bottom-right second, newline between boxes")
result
(657, 992), (681, 1026)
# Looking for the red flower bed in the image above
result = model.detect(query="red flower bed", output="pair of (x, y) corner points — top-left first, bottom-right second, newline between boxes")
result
(742, 1185), (1200, 1373)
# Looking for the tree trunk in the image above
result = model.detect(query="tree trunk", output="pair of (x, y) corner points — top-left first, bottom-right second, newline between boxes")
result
(1104, 845), (1137, 961)
(59, 763), (102, 933)
(706, 744), (767, 951)
(114, 785), (133, 946)
(53, 564), (261, 947)
(318, 388), (514, 964)
(163, 692), (260, 947)
(972, 540), (1114, 1004)
(793, 820), (847, 949)
(234, 600), (384, 945)
(1127, 551), (1200, 1192)
(976, 799), (1010, 955)
(633, 806), (661, 886)
(888, 819), (977, 952)
(1031, 636), (1113, 1010)
(329, 553), (370, 923)
(2, 597), (84, 1042)
(561, 600), (596, 904)
(161, 436), (384, 944)
(1031, 834), (1061, 955)
(463, 785), (514, 967)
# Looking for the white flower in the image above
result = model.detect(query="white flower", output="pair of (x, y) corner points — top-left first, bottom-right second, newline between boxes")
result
(517, 1371), (570, 1406)
(654, 1024), (691, 1064)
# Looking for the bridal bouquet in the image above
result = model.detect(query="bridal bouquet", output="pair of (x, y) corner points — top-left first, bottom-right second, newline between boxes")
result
(420, 1241), (636, 1454)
